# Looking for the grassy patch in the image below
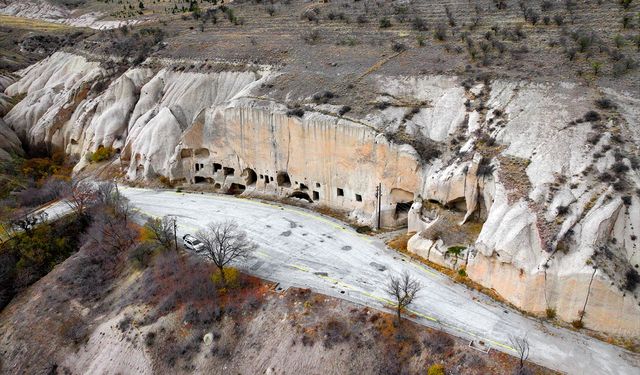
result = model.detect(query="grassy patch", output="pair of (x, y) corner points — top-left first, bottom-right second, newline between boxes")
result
(0, 15), (76, 32)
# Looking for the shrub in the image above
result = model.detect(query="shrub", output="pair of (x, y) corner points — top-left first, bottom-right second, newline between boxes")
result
(90, 146), (115, 163)
(545, 308), (557, 319)
(322, 318), (351, 348)
(302, 29), (321, 45)
(434, 24), (447, 41)
(595, 98), (615, 109)
(612, 161), (629, 174)
(128, 243), (155, 269)
(145, 331), (156, 347)
(428, 364), (445, 375)
(412, 16), (428, 31)
(286, 107), (305, 117)
(457, 268), (467, 277)
(583, 111), (601, 122)
(311, 90), (335, 104)
(59, 315), (89, 346)
(477, 158), (495, 177)
(586, 132), (602, 145)
(424, 331), (454, 354)
(392, 42), (406, 53)
(571, 319), (584, 329)
(620, 0), (632, 9)
(379, 17), (392, 28)
(338, 106), (351, 116)
(613, 179), (629, 191)
(556, 205), (570, 216)
(624, 269), (639, 291)
(478, 133), (496, 147)
(211, 267), (240, 288)
(445, 6), (456, 27)
(576, 33), (594, 53)
(117, 315), (133, 332)
(417, 34), (427, 47)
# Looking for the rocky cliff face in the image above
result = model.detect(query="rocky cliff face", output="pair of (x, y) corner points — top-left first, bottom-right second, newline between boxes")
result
(3, 51), (639, 336)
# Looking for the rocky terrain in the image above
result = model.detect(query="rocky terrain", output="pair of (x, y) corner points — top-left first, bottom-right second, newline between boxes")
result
(1, 0), (639, 366)
(0, 0), (141, 29)
(0, 237), (554, 375)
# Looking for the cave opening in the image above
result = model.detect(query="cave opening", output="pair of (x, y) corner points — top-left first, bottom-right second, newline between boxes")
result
(277, 172), (291, 187)
(290, 191), (313, 203)
(223, 167), (235, 176)
(242, 168), (257, 186)
(228, 183), (246, 195)
(394, 202), (412, 219)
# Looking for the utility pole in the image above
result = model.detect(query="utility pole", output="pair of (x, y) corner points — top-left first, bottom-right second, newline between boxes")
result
(173, 217), (178, 253)
(376, 183), (382, 230)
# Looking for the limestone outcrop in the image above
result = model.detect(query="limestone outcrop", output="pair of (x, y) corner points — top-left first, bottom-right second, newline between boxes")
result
(3, 52), (639, 336)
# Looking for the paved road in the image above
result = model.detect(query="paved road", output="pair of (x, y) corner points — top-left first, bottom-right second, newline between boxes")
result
(91, 187), (638, 374)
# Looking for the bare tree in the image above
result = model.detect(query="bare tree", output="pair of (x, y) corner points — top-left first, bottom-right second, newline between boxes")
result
(82, 182), (137, 260)
(509, 334), (530, 371)
(386, 271), (422, 326)
(96, 180), (117, 207)
(66, 180), (97, 220)
(195, 220), (257, 284)
(86, 209), (137, 254)
(143, 215), (176, 252)
(93, 180), (133, 224)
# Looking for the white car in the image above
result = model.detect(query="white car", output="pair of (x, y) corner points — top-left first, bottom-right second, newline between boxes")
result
(183, 234), (205, 252)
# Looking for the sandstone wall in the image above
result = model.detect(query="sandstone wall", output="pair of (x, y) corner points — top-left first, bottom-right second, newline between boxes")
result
(170, 105), (421, 225)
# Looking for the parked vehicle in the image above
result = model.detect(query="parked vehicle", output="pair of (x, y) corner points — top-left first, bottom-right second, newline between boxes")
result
(183, 234), (205, 252)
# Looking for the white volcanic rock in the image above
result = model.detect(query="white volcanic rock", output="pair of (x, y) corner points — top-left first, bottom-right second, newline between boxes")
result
(4, 52), (639, 336)
(4, 52), (104, 149)
(0, 0), (140, 29)
(374, 75), (467, 141)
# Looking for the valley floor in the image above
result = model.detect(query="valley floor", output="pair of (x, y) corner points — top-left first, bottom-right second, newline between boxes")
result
(92, 187), (640, 374)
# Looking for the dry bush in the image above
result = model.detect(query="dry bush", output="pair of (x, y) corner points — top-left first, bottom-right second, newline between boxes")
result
(59, 314), (89, 347)
(424, 330), (454, 355)
(322, 318), (351, 348)
(137, 250), (265, 326)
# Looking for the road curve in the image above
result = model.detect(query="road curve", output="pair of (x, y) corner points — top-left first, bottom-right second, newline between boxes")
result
(118, 187), (638, 374)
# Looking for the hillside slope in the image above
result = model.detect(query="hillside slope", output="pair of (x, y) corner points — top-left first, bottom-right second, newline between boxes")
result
(1, 0), (639, 342)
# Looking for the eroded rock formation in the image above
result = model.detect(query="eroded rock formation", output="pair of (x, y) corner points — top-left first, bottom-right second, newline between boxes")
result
(3, 51), (639, 336)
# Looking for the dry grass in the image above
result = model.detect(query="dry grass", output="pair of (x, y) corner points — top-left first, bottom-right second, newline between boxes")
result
(497, 155), (532, 204)
(0, 15), (75, 32)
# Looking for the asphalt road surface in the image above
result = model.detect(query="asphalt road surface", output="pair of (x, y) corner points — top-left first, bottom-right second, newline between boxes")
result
(78, 187), (640, 374)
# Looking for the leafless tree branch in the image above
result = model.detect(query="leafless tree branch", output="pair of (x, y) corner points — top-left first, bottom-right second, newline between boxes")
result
(195, 220), (256, 284)
(386, 270), (421, 325)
